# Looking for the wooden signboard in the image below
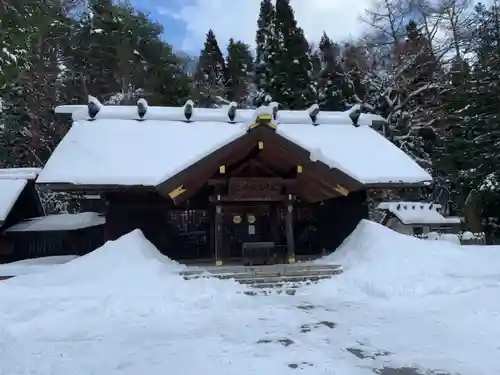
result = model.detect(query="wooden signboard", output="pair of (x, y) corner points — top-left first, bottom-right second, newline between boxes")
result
(229, 177), (283, 200)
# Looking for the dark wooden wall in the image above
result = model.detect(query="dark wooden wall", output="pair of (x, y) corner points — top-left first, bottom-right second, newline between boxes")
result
(104, 190), (212, 260)
(316, 190), (368, 253)
(1, 226), (105, 262)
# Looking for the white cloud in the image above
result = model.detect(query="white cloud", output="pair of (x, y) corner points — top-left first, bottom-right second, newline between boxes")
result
(164, 0), (372, 52)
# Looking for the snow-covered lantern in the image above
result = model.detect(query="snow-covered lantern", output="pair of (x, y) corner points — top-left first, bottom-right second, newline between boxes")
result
(228, 102), (237, 122)
(137, 98), (148, 120)
(183, 100), (194, 121)
(87, 95), (102, 120)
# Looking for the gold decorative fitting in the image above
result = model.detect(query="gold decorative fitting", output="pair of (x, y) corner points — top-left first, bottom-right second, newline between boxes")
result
(248, 114), (277, 131)
(288, 257), (296, 264)
(258, 141), (264, 149)
(219, 165), (226, 174)
(233, 215), (242, 224)
(168, 185), (186, 199)
(334, 184), (349, 196)
(297, 165), (303, 174)
(215, 260), (223, 266)
(247, 214), (256, 224)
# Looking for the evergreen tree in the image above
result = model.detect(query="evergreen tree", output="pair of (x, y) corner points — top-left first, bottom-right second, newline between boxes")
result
(226, 39), (254, 106)
(194, 29), (227, 107)
(443, 3), (500, 239)
(342, 43), (368, 103)
(270, 0), (315, 109)
(0, 0), (72, 167)
(0, 0), (190, 168)
(254, 0), (275, 102)
(66, 1), (190, 105)
(317, 33), (350, 111)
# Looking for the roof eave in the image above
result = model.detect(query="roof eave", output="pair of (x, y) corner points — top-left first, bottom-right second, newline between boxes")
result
(36, 182), (157, 193)
(365, 180), (433, 189)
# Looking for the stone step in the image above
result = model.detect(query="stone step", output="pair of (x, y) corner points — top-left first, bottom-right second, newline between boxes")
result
(180, 263), (341, 292)
(182, 268), (341, 280)
(180, 264), (341, 277)
(238, 274), (331, 285)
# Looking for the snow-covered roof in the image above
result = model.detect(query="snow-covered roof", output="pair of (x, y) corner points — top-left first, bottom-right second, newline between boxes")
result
(55, 102), (386, 127)
(0, 168), (41, 223)
(377, 202), (462, 225)
(0, 168), (41, 180)
(0, 179), (29, 222)
(6, 212), (105, 232)
(38, 104), (431, 187)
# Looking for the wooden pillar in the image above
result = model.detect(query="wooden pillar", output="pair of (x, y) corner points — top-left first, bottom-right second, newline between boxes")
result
(214, 204), (223, 265)
(285, 196), (295, 263)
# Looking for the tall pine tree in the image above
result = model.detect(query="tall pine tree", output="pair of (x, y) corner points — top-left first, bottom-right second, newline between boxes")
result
(194, 29), (227, 107)
(317, 33), (350, 111)
(270, 0), (315, 109)
(226, 39), (254, 106)
(443, 3), (500, 239)
(254, 0), (275, 104)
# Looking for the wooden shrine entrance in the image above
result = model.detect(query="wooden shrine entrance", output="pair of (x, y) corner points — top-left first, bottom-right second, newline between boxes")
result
(220, 204), (284, 265)
(211, 177), (296, 265)
(153, 123), (366, 265)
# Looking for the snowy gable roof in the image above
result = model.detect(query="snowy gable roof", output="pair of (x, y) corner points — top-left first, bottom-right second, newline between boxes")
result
(38, 103), (431, 187)
(377, 202), (462, 225)
(0, 168), (41, 223)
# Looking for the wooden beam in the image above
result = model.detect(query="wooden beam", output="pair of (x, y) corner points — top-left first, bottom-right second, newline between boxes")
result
(265, 148), (351, 199)
(285, 200), (296, 263)
(229, 158), (281, 177)
(208, 177), (298, 187)
(214, 205), (223, 265)
(209, 194), (286, 202)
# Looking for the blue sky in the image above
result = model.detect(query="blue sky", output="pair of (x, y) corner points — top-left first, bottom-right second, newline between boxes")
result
(128, 0), (374, 55)
(129, 0), (192, 51)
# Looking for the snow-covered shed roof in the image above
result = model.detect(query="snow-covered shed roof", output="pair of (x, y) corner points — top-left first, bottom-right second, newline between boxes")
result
(6, 212), (105, 232)
(0, 168), (41, 223)
(377, 202), (462, 225)
(37, 102), (431, 188)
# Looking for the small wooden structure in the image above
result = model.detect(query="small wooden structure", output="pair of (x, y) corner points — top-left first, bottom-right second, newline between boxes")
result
(0, 168), (105, 263)
(1, 212), (105, 262)
(33, 99), (432, 265)
(0, 168), (44, 261)
(377, 201), (462, 236)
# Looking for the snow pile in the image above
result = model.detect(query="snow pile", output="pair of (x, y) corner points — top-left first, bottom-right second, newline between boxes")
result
(315, 220), (500, 299)
(1, 229), (244, 297)
(0, 255), (78, 276)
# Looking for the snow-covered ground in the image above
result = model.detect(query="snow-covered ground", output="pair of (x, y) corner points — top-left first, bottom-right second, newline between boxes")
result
(0, 221), (499, 375)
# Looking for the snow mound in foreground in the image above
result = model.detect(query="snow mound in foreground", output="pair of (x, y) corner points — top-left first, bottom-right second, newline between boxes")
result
(315, 220), (500, 299)
(1, 229), (244, 297)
